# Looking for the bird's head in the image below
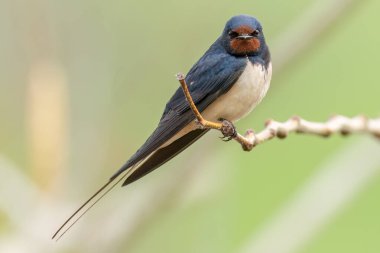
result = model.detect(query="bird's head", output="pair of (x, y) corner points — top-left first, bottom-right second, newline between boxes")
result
(221, 15), (266, 56)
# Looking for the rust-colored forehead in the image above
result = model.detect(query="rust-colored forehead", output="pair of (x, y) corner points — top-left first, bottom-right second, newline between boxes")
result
(232, 25), (254, 34)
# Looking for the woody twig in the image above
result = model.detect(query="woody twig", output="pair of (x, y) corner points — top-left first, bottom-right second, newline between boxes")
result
(176, 73), (380, 151)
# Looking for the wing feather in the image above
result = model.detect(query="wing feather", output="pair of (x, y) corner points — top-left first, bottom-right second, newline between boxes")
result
(53, 40), (247, 240)
(110, 41), (246, 180)
(122, 128), (209, 186)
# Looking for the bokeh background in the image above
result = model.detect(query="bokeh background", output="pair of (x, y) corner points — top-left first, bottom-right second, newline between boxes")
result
(1, 0), (380, 252)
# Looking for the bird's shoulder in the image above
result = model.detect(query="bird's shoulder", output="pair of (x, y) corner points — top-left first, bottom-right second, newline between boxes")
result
(163, 41), (247, 117)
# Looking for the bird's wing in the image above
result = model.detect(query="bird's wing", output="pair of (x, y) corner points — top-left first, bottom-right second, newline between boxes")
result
(52, 48), (246, 240)
(122, 128), (209, 186)
(111, 51), (246, 181)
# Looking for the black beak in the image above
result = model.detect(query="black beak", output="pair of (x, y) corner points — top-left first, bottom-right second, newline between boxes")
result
(236, 34), (253, 40)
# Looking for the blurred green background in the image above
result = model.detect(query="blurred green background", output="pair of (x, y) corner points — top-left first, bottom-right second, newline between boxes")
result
(1, 0), (380, 252)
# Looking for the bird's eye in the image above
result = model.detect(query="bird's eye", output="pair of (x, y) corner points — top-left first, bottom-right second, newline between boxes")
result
(229, 31), (239, 38)
(251, 30), (260, 37)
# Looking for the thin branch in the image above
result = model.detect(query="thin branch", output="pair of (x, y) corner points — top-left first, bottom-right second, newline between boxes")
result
(176, 73), (223, 130)
(237, 115), (380, 151)
(176, 74), (380, 151)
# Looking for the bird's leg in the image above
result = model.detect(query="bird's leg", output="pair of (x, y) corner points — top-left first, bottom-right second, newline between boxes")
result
(176, 73), (223, 131)
(218, 118), (237, 141)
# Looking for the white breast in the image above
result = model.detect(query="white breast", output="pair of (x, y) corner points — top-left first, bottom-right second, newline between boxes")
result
(161, 60), (272, 147)
(202, 60), (272, 122)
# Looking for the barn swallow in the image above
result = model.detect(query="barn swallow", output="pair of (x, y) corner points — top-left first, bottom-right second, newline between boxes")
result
(53, 14), (272, 239)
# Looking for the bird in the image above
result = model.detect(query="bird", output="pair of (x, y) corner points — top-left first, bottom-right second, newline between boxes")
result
(53, 14), (272, 240)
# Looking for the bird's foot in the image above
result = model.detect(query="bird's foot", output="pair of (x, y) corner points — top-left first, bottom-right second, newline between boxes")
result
(218, 118), (237, 141)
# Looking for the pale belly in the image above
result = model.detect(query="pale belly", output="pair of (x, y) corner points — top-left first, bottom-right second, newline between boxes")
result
(163, 60), (272, 146)
(202, 61), (272, 122)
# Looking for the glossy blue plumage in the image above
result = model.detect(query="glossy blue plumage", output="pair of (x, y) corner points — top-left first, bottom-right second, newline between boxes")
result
(111, 15), (271, 184)
(52, 15), (272, 240)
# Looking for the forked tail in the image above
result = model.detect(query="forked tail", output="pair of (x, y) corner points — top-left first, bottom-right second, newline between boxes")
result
(51, 172), (129, 241)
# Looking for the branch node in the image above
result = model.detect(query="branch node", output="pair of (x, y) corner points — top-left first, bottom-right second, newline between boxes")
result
(175, 74), (379, 151)
(242, 143), (254, 151)
(276, 128), (288, 139)
(265, 119), (273, 127)
(194, 119), (205, 129)
(291, 115), (301, 122)
(321, 130), (332, 137)
(245, 129), (255, 137)
(340, 128), (351, 136)
(176, 72), (185, 80)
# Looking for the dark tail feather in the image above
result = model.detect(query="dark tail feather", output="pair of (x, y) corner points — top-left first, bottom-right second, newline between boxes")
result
(52, 172), (129, 241)
(52, 129), (208, 240)
(123, 129), (209, 186)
